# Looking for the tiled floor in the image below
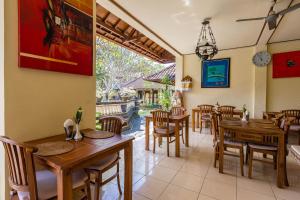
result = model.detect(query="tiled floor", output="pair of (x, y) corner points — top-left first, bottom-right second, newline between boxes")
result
(96, 128), (300, 200)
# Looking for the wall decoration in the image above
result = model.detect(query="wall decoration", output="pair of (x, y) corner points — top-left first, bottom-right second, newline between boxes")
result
(273, 51), (300, 78)
(201, 58), (230, 88)
(19, 0), (93, 76)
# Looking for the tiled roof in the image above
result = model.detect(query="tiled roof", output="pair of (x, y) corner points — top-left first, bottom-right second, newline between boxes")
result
(121, 77), (162, 89)
(144, 64), (175, 85)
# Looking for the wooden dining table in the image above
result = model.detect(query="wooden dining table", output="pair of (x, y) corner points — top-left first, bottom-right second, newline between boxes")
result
(145, 114), (190, 157)
(192, 107), (243, 132)
(26, 128), (134, 200)
(219, 119), (288, 188)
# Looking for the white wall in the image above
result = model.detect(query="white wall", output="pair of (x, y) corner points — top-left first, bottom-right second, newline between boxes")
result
(267, 40), (300, 111)
(0, 0), (5, 198)
(183, 47), (255, 116)
(2, 0), (97, 197)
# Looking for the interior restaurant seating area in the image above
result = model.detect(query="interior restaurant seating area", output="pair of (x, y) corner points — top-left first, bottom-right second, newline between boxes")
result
(1, 0), (300, 200)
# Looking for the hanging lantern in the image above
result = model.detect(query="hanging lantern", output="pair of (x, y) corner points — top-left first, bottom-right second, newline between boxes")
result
(195, 18), (218, 60)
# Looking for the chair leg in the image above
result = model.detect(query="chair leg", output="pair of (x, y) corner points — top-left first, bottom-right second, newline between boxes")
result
(210, 122), (213, 135)
(245, 145), (249, 165)
(298, 133), (300, 145)
(239, 147), (244, 176)
(200, 120), (203, 133)
(153, 135), (156, 154)
(117, 163), (122, 195)
(273, 154), (277, 170)
(181, 129), (185, 144)
(248, 148), (254, 179)
(94, 172), (102, 200)
(214, 145), (219, 168)
(167, 137), (170, 157)
(85, 178), (91, 200)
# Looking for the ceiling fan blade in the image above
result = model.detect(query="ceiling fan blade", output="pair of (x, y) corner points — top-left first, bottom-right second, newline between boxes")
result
(236, 17), (266, 22)
(278, 3), (300, 16)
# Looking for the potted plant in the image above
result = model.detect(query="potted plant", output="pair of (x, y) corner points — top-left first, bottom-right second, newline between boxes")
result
(159, 76), (172, 111)
(242, 104), (249, 122)
(73, 107), (83, 141)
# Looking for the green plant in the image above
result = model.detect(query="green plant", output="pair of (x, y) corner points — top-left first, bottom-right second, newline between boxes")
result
(159, 76), (172, 111)
(242, 104), (247, 113)
(74, 107), (83, 124)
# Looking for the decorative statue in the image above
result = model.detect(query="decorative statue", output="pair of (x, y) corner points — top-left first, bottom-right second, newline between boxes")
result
(172, 91), (183, 107)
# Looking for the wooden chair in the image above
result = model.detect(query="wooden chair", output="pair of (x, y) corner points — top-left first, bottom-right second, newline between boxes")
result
(211, 113), (245, 176)
(85, 116), (124, 200)
(247, 117), (292, 179)
(171, 106), (186, 144)
(282, 109), (300, 144)
(198, 104), (214, 134)
(0, 136), (91, 200)
(152, 110), (176, 157)
(220, 105), (236, 119)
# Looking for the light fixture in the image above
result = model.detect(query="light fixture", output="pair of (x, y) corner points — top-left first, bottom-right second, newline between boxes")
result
(195, 18), (218, 60)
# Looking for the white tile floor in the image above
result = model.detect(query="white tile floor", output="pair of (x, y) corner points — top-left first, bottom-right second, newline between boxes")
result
(96, 128), (300, 200)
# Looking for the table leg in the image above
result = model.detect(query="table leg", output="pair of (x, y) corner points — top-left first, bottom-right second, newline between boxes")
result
(57, 169), (72, 200)
(277, 135), (285, 188)
(175, 121), (180, 157)
(196, 112), (199, 129)
(185, 117), (189, 147)
(192, 110), (195, 132)
(219, 127), (224, 173)
(145, 117), (150, 151)
(124, 141), (133, 200)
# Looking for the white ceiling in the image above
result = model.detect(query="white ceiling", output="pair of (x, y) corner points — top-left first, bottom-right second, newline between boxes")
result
(113, 0), (300, 54)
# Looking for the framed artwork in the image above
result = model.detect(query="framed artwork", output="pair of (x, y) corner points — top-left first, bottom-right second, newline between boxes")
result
(19, 0), (93, 76)
(273, 51), (300, 78)
(201, 58), (230, 88)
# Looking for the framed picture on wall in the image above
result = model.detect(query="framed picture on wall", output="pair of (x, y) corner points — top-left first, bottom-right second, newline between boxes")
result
(273, 51), (300, 78)
(201, 58), (230, 88)
(18, 0), (93, 76)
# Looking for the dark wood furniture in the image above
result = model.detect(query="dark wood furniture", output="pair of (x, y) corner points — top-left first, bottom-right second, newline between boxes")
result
(26, 129), (134, 200)
(247, 117), (292, 179)
(211, 114), (245, 176)
(171, 106), (186, 144)
(198, 104), (214, 134)
(145, 113), (190, 157)
(192, 107), (242, 132)
(219, 119), (288, 188)
(219, 105), (236, 119)
(0, 136), (91, 200)
(152, 110), (176, 157)
(282, 109), (300, 144)
(86, 116), (124, 200)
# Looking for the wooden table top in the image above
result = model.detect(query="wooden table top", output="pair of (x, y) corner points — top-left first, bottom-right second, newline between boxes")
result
(26, 129), (135, 170)
(192, 107), (242, 113)
(145, 113), (190, 120)
(219, 119), (283, 135)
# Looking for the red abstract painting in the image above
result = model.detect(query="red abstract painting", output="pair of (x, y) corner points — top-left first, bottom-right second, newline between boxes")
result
(19, 0), (93, 76)
(273, 51), (300, 78)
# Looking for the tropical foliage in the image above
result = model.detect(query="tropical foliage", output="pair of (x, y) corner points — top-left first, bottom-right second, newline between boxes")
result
(159, 76), (172, 111)
(96, 36), (165, 98)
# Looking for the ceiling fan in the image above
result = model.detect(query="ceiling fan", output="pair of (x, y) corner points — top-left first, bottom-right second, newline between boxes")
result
(236, 1), (300, 30)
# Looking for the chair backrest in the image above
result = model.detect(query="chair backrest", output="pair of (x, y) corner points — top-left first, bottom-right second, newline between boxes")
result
(220, 105), (235, 119)
(198, 104), (214, 114)
(98, 116), (125, 135)
(152, 110), (171, 134)
(281, 109), (300, 125)
(210, 113), (219, 144)
(171, 106), (185, 116)
(0, 136), (38, 199)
